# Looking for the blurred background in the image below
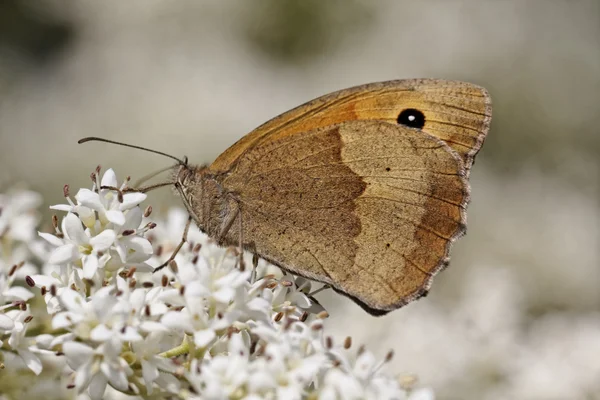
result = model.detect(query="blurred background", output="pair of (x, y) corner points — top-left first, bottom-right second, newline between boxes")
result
(0, 1), (598, 399)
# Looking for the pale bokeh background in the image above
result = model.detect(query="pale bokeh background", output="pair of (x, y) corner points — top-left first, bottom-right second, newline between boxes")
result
(1, 1), (599, 399)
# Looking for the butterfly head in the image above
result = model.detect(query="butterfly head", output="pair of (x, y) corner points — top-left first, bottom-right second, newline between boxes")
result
(173, 156), (191, 186)
(172, 161), (216, 231)
(172, 157), (211, 189)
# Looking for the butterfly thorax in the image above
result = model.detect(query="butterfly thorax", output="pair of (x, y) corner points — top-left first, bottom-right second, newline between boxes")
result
(174, 164), (237, 245)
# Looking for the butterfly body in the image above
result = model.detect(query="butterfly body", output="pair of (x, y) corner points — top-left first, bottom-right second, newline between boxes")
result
(174, 79), (491, 315)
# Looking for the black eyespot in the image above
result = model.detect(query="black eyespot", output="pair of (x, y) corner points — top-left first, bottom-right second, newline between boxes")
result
(397, 108), (425, 129)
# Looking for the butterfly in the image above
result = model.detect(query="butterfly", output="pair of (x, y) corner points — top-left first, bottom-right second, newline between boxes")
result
(83, 79), (491, 315)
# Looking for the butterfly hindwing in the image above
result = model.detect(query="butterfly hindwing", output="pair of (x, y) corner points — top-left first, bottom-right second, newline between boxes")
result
(219, 120), (468, 314)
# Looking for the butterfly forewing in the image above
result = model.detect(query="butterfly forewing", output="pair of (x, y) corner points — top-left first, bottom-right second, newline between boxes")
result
(210, 79), (491, 176)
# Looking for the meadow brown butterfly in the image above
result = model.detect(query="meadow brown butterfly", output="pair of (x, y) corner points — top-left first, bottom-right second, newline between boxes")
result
(82, 79), (491, 315)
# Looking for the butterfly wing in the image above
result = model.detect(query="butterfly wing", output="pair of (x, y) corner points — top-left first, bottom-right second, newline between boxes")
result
(210, 79), (491, 175)
(220, 120), (468, 314)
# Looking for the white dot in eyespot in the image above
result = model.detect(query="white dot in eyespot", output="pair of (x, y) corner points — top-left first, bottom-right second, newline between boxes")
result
(408, 115), (416, 122)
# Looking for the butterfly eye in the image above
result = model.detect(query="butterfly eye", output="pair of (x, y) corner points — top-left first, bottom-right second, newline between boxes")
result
(397, 108), (425, 129)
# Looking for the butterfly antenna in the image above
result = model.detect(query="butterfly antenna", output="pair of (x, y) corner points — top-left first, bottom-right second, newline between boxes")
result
(78, 137), (187, 165)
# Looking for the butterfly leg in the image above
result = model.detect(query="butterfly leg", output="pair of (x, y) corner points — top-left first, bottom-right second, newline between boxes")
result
(153, 215), (192, 272)
(214, 199), (246, 271)
(237, 208), (245, 271)
(250, 243), (259, 283)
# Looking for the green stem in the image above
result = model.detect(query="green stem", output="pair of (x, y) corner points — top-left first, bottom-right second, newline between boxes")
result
(159, 341), (190, 358)
(25, 326), (68, 338)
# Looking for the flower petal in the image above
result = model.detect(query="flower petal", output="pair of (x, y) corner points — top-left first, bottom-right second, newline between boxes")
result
(90, 324), (113, 342)
(52, 312), (74, 329)
(139, 321), (170, 333)
(3, 286), (34, 301)
(74, 359), (95, 393)
(59, 289), (85, 313)
(49, 204), (73, 212)
(193, 329), (216, 348)
(48, 243), (79, 265)
(31, 274), (61, 288)
(100, 169), (118, 188)
(62, 213), (89, 245)
(121, 326), (143, 342)
(408, 389), (436, 400)
(89, 371), (108, 400)
(0, 314), (15, 330)
(75, 189), (104, 211)
(18, 348), (43, 375)
(128, 289), (147, 312)
(50, 333), (76, 348)
(90, 229), (116, 252)
(290, 292), (311, 309)
(141, 359), (159, 394)
(35, 334), (54, 349)
(105, 210), (126, 226)
(83, 255), (99, 279)
(38, 232), (64, 247)
(77, 206), (97, 229)
(114, 242), (127, 263)
(101, 361), (129, 391)
(353, 351), (377, 380)
(183, 281), (210, 297)
(120, 192), (147, 210)
(121, 207), (143, 232)
(213, 287), (235, 304)
(63, 341), (94, 369)
(161, 311), (193, 331)
(125, 236), (154, 259)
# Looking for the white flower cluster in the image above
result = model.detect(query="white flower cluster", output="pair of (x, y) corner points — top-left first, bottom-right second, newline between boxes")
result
(0, 168), (434, 400)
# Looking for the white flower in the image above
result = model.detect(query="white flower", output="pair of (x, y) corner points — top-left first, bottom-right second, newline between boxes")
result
(4, 310), (44, 375)
(32, 264), (85, 314)
(407, 388), (436, 400)
(131, 331), (179, 395)
(0, 269), (37, 374)
(258, 320), (329, 388)
(0, 270), (34, 303)
(103, 206), (154, 273)
(0, 170), (430, 400)
(44, 170), (153, 281)
(146, 207), (207, 256)
(262, 273), (326, 317)
(183, 253), (250, 306)
(51, 169), (146, 229)
(63, 339), (133, 400)
(45, 212), (115, 278)
(49, 188), (96, 229)
(0, 189), (42, 279)
(160, 291), (234, 349)
(186, 332), (253, 398)
(0, 189), (42, 243)
(52, 287), (119, 341)
(320, 345), (406, 400)
(271, 274), (312, 310)
(158, 252), (252, 348)
(111, 276), (168, 335)
(0, 243), (38, 278)
(0, 312), (14, 332)
(142, 209), (225, 287)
